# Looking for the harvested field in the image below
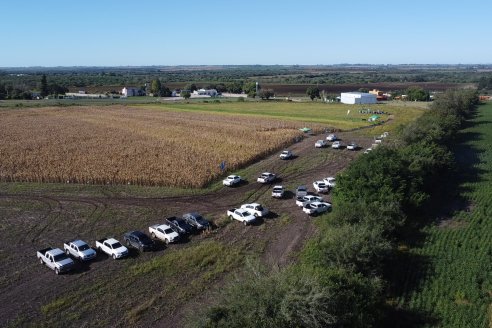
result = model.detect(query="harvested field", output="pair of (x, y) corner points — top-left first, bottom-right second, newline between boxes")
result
(0, 106), (319, 188)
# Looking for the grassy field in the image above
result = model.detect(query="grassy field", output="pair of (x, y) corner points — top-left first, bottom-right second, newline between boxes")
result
(140, 101), (420, 130)
(0, 102), (423, 189)
(391, 102), (492, 327)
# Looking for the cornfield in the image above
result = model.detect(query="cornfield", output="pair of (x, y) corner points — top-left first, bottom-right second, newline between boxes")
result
(0, 106), (312, 188)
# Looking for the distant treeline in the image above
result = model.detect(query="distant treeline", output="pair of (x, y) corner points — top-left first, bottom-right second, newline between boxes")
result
(0, 65), (491, 99)
(188, 89), (479, 328)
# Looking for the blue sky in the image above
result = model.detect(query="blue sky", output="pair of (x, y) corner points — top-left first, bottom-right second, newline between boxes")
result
(1, 0), (491, 66)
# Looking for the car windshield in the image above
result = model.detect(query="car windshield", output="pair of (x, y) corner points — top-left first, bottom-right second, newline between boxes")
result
(111, 242), (122, 249)
(53, 253), (68, 261)
(78, 244), (90, 251)
(196, 216), (208, 225)
(140, 235), (152, 244)
(273, 188), (282, 192)
(255, 205), (263, 211)
(164, 228), (174, 234)
(298, 186), (306, 191)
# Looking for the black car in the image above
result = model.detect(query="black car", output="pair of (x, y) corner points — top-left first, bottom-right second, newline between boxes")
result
(182, 212), (211, 231)
(166, 216), (195, 235)
(123, 231), (155, 251)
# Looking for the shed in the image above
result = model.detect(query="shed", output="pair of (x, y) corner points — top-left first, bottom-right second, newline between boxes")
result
(341, 92), (377, 105)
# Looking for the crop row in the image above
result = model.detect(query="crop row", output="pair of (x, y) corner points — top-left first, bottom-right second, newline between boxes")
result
(0, 105), (317, 188)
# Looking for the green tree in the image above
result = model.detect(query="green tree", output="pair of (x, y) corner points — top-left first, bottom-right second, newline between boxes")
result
(181, 90), (191, 99)
(243, 81), (258, 98)
(40, 74), (49, 97)
(406, 86), (429, 101)
(306, 86), (320, 100)
(150, 79), (162, 96)
(259, 89), (274, 100)
(184, 83), (197, 92)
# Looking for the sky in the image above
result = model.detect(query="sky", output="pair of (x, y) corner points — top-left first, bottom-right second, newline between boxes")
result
(1, 0), (491, 66)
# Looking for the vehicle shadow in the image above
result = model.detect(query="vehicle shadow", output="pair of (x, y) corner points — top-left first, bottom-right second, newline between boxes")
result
(282, 190), (296, 200)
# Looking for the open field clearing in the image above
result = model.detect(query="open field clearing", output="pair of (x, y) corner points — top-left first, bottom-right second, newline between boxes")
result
(139, 101), (423, 131)
(391, 102), (492, 327)
(0, 130), (375, 327)
(0, 102), (423, 188)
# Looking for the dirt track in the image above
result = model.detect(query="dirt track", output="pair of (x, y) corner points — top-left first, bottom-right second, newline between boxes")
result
(0, 131), (375, 327)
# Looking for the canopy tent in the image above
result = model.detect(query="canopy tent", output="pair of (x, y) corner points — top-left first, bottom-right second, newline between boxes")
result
(368, 115), (380, 122)
(299, 127), (312, 133)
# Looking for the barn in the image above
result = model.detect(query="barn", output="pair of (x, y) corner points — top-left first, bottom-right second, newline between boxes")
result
(340, 92), (377, 104)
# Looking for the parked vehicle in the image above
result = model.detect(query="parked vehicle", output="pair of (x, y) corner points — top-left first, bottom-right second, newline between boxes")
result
(302, 201), (332, 215)
(363, 148), (372, 154)
(295, 185), (308, 197)
(272, 185), (285, 198)
(149, 224), (180, 244)
(223, 175), (242, 187)
(326, 134), (337, 141)
(95, 238), (129, 259)
(331, 141), (342, 149)
(123, 231), (155, 251)
(313, 181), (329, 193)
(63, 239), (96, 261)
(347, 142), (358, 150)
(323, 177), (336, 188)
(183, 212), (211, 231)
(227, 208), (256, 225)
(257, 172), (276, 184)
(296, 195), (324, 207)
(240, 203), (269, 217)
(165, 216), (195, 235)
(37, 247), (74, 275)
(280, 150), (293, 160)
(315, 140), (327, 148)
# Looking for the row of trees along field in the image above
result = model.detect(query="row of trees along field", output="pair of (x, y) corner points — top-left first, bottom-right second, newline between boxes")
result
(188, 89), (479, 328)
(1, 65), (490, 87)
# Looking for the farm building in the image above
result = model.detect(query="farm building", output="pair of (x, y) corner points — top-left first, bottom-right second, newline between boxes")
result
(193, 89), (218, 97)
(122, 87), (139, 97)
(340, 92), (377, 105)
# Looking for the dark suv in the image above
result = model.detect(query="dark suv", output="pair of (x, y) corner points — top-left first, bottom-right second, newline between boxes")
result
(123, 231), (155, 252)
(166, 216), (195, 235)
(182, 212), (211, 231)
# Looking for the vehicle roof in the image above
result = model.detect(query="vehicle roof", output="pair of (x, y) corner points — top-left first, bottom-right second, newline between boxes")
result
(273, 185), (283, 189)
(155, 224), (172, 230)
(314, 181), (326, 184)
(127, 230), (146, 237)
(71, 240), (88, 247)
(325, 176), (335, 180)
(105, 238), (119, 244)
(261, 172), (273, 175)
(244, 202), (261, 206)
(227, 175), (239, 178)
(47, 248), (64, 256)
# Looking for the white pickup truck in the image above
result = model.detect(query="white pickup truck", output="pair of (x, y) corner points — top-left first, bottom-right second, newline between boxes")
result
(64, 239), (97, 261)
(272, 185), (285, 198)
(95, 238), (129, 259)
(227, 208), (256, 225)
(149, 224), (180, 244)
(240, 203), (269, 217)
(296, 195), (324, 207)
(302, 201), (332, 215)
(37, 247), (74, 275)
